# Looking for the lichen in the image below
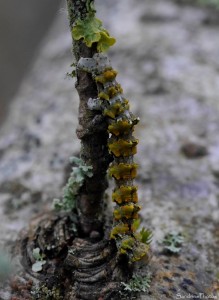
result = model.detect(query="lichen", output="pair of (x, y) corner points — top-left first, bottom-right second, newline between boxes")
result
(120, 274), (151, 293)
(108, 118), (134, 136)
(95, 69), (118, 84)
(162, 232), (184, 253)
(113, 203), (140, 220)
(112, 186), (138, 204)
(109, 163), (138, 180)
(72, 13), (116, 52)
(53, 157), (93, 211)
(104, 100), (130, 119)
(108, 139), (138, 157)
(32, 248), (46, 273)
(31, 284), (63, 300)
(77, 52), (151, 264)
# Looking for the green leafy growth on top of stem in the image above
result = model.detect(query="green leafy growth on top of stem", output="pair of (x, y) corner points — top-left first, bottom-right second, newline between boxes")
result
(53, 157), (93, 211)
(162, 232), (184, 253)
(72, 12), (116, 52)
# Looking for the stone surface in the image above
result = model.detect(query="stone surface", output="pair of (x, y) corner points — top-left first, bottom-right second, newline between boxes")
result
(0, 0), (219, 299)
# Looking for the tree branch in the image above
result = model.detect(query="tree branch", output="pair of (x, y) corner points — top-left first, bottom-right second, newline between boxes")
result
(66, 0), (112, 237)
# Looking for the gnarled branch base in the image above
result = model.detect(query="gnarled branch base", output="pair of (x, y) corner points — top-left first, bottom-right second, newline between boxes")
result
(20, 212), (131, 300)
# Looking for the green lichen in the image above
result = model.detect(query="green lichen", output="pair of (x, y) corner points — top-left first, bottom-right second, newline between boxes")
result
(53, 157), (93, 211)
(32, 248), (46, 273)
(31, 284), (63, 300)
(121, 274), (151, 293)
(162, 232), (184, 253)
(72, 13), (116, 52)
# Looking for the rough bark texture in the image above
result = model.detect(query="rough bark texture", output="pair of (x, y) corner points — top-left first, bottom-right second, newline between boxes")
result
(66, 0), (112, 237)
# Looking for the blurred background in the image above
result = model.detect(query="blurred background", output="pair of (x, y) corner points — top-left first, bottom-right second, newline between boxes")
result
(0, 0), (219, 297)
(0, 0), (62, 126)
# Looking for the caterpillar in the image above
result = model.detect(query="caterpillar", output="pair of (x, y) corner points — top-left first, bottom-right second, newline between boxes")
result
(77, 53), (149, 262)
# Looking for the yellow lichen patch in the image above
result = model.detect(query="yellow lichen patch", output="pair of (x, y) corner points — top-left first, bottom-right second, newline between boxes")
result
(110, 222), (129, 239)
(119, 236), (135, 254)
(103, 69), (118, 81)
(95, 70), (117, 84)
(130, 242), (151, 263)
(104, 101), (129, 119)
(95, 75), (107, 84)
(112, 186), (138, 204)
(108, 119), (133, 136)
(98, 91), (109, 100)
(119, 237), (152, 263)
(109, 163), (138, 180)
(108, 139), (138, 157)
(104, 104), (121, 118)
(107, 84), (123, 98)
(114, 203), (141, 220)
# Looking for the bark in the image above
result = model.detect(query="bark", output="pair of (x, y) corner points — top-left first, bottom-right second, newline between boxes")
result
(19, 4), (127, 299)
(66, 0), (112, 237)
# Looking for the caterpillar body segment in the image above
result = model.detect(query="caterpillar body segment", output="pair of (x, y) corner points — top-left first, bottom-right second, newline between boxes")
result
(77, 53), (150, 262)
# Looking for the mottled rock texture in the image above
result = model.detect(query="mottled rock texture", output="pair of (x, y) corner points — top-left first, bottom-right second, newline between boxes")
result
(0, 0), (219, 299)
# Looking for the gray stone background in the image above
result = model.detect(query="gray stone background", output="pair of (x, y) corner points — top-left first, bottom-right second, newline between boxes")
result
(0, 0), (219, 298)
(0, 0), (62, 125)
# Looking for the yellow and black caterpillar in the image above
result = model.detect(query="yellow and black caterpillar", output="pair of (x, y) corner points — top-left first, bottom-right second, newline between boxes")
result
(78, 54), (149, 262)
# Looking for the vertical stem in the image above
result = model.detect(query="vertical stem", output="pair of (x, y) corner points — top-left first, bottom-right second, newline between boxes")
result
(66, 0), (111, 237)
